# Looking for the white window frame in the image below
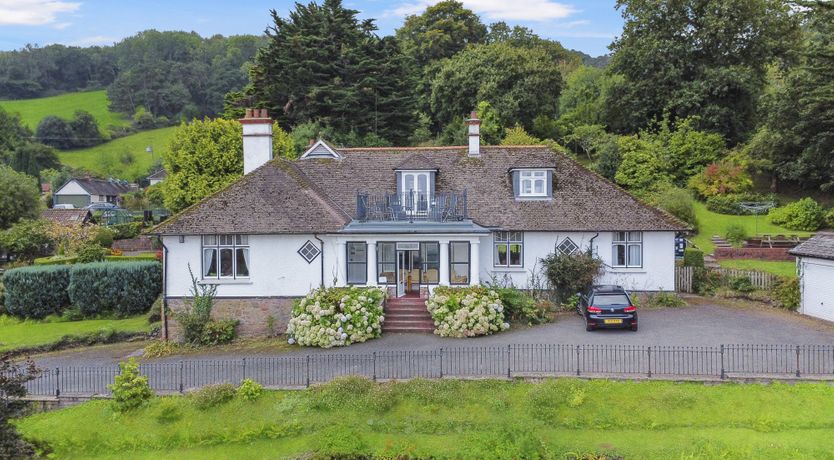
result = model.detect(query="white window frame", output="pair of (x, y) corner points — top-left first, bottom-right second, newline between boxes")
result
(400, 171), (431, 214)
(494, 231), (524, 268)
(202, 234), (250, 279)
(612, 231), (642, 268)
(519, 170), (547, 197)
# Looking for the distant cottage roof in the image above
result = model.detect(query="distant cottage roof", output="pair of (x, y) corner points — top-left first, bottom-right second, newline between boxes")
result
(154, 145), (687, 235)
(789, 232), (834, 261)
(148, 169), (167, 180)
(59, 178), (132, 196)
(40, 209), (92, 226)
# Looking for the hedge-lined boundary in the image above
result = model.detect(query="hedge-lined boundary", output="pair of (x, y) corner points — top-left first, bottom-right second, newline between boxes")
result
(33, 254), (159, 266)
(3, 261), (161, 319)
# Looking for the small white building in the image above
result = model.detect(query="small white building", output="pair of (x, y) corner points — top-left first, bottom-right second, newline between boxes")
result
(152, 108), (688, 338)
(147, 169), (167, 186)
(53, 177), (131, 209)
(790, 232), (834, 322)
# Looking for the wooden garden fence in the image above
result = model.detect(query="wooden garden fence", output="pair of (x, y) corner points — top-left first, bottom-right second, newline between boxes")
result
(674, 267), (777, 293)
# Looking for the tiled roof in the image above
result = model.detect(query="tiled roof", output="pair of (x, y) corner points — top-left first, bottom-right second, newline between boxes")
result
(148, 169), (167, 180)
(789, 232), (834, 261)
(64, 178), (132, 196)
(393, 153), (439, 171)
(40, 209), (92, 226)
(155, 145), (688, 235)
(152, 159), (350, 235)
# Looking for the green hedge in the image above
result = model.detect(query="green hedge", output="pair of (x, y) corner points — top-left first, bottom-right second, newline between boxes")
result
(35, 254), (158, 265)
(3, 265), (71, 319)
(34, 256), (79, 266)
(105, 254), (159, 262)
(68, 262), (162, 316)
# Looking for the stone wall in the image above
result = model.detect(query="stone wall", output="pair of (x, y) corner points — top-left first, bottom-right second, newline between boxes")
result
(713, 247), (795, 261)
(165, 297), (295, 340)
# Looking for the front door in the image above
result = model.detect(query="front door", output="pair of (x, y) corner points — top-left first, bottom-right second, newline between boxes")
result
(396, 250), (406, 297)
(396, 249), (421, 297)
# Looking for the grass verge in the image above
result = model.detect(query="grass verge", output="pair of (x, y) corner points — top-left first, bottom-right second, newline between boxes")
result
(0, 90), (129, 133)
(58, 126), (176, 180)
(717, 259), (798, 278)
(0, 314), (151, 353)
(16, 377), (834, 459)
(691, 201), (810, 254)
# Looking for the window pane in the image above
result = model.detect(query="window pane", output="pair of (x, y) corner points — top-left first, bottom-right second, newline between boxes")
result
(521, 171), (532, 178)
(202, 235), (216, 246)
(417, 174), (428, 193)
(534, 180), (544, 194)
(236, 235), (248, 245)
(495, 232), (507, 242)
(404, 174), (414, 192)
(203, 249), (217, 277)
(378, 263), (395, 284)
(421, 242), (439, 263)
(628, 232), (642, 242)
(614, 232), (627, 243)
(450, 242), (469, 263)
(378, 242), (395, 263)
(236, 248), (249, 277)
(534, 171), (545, 177)
(613, 244), (626, 266)
(495, 244), (508, 266)
(522, 181), (532, 194)
(509, 243), (522, 266)
(510, 232), (523, 242)
(421, 262), (439, 283)
(451, 263), (469, 284)
(628, 244), (642, 266)
(347, 263), (367, 284)
(219, 248), (234, 277)
(347, 243), (366, 263)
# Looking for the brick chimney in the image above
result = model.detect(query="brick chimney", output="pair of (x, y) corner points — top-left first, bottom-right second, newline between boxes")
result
(240, 108), (273, 174)
(465, 110), (480, 157)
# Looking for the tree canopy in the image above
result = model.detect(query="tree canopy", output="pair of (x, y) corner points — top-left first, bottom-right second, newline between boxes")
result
(0, 164), (41, 229)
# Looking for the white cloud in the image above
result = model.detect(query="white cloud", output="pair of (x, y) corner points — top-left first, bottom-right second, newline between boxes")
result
(0, 0), (81, 26)
(388, 0), (576, 21)
(68, 35), (116, 47)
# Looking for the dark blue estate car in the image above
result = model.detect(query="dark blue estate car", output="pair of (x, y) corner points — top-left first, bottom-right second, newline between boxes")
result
(577, 285), (638, 332)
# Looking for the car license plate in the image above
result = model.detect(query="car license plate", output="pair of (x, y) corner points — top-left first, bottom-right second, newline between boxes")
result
(604, 319), (623, 325)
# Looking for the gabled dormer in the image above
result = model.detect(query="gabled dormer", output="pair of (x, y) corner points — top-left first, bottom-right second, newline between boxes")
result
(509, 167), (555, 200)
(300, 139), (341, 160)
(394, 154), (438, 201)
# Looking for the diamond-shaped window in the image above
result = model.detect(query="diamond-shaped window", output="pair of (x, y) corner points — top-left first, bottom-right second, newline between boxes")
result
(556, 237), (579, 255)
(298, 240), (321, 263)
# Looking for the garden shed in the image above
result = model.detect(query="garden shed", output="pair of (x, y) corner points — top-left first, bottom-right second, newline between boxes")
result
(789, 232), (834, 322)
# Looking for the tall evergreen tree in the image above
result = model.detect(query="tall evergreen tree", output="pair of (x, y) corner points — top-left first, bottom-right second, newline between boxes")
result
(249, 0), (414, 144)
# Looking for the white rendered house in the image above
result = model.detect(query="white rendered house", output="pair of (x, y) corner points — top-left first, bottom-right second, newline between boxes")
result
(153, 109), (687, 338)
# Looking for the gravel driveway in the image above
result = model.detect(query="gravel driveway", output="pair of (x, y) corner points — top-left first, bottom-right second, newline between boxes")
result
(32, 298), (834, 369)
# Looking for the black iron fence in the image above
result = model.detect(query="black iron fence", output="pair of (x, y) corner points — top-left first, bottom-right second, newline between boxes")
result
(15, 344), (834, 397)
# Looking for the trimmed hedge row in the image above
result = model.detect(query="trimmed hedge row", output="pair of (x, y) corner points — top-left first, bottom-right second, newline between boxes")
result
(3, 265), (71, 319)
(34, 254), (159, 266)
(3, 261), (161, 319)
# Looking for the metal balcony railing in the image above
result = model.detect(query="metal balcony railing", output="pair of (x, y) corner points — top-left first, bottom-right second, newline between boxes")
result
(355, 191), (468, 222)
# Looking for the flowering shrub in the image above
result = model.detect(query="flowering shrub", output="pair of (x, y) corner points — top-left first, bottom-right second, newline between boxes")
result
(426, 286), (509, 337)
(688, 161), (753, 199)
(286, 286), (386, 348)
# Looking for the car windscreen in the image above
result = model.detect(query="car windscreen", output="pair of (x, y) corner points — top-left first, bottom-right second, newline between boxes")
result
(592, 294), (630, 306)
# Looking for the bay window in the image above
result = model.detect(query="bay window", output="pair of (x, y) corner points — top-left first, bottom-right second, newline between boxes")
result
(202, 235), (249, 279)
(612, 232), (642, 268)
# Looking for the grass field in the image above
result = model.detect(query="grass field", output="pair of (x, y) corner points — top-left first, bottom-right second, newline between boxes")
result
(0, 314), (150, 352)
(691, 201), (811, 254)
(0, 90), (129, 133)
(717, 259), (798, 278)
(16, 377), (834, 459)
(58, 127), (176, 180)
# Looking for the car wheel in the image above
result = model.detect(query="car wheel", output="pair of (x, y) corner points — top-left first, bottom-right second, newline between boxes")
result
(585, 319), (594, 332)
(630, 324), (638, 332)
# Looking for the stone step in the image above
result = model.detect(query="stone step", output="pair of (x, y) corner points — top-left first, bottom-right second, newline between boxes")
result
(383, 327), (435, 333)
(383, 319), (435, 328)
(385, 311), (432, 319)
(386, 300), (427, 306)
(385, 305), (429, 312)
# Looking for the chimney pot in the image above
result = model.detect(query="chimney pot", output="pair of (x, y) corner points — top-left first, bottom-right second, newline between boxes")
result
(245, 108), (252, 118)
(260, 109), (268, 118)
(466, 110), (481, 157)
(240, 108), (274, 174)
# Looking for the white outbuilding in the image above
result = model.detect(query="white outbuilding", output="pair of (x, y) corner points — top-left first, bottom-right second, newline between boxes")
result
(790, 232), (834, 322)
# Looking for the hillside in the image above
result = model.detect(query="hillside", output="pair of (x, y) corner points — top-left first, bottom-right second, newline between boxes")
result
(0, 90), (130, 134)
(58, 127), (176, 181)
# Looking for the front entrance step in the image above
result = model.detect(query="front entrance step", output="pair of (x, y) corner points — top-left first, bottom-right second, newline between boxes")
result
(383, 319), (435, 333)
(384, 297), (433, 333)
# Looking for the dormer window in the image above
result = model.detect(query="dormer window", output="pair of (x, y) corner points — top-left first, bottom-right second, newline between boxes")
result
(519, 170), (547, 197)
(396, 170), (435, 214)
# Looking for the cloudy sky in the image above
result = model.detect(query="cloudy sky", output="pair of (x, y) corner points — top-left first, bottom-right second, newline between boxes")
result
(0, 0), (624, 56)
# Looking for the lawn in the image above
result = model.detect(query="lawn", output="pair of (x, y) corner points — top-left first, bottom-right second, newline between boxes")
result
(718, 259), (798, 278)
(58, 126), (176, 181)
(16, 377), (834, 459)
(0, 315), (150, 352)
(0, 90), (130, 134)
(691, 201), (811, 254)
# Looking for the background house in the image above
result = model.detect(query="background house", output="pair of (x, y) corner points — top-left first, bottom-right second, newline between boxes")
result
(147, 169), (167, 186)
(53, 177), (132, 208)
(40, 208), (93, 226)
(790, 233), (834, 322)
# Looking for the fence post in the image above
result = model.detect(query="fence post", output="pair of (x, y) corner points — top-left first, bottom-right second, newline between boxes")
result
(242, 358), (247, 381)
(720, 345), (726, 380)
(372, 352), (377, 381)
(179, 361), (184, 393)
(55, 368), (60, 398)
(576, 345), (581, 377)
(507, 345), (512, 379)
(647, 346), (652, 378)
(795, 345), (801, 378)
(305, 355), (311, 388)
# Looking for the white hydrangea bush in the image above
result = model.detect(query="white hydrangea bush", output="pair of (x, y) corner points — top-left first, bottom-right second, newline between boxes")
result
(286, 286), (386, 348)
(426, 286), (509, 338)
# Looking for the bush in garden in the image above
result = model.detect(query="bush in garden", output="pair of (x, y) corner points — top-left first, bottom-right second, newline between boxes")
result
(649, 185), (698, 230)
(75, 243), (108, 263)
(826, 208), (834, 229)
(286, 286), (386, 348)
(154, 398), (183, 424)
(645, 291), (687, 308)
(237, 378), (264, 401)
(190, 383), (236, 410)
(767, 198), (826, 231)
(693, 268), (722, 295)
(682, 249), (704, 268)
(92, 226), (116, 248)
(770, 276), (799, 310)
(109, 222), (143, 240)
(728, 276), (755, 294)
(199, 319), (239, 346)
(494, 287), (548, 324)
(426, 286), (509, 338)
(705, 193), (773, 215)
(541, 251), (604, 303)
(0, 356), (39, 458)
(724, 223), (748, 248)
(68, 261), (162, 317)
(2, 265), (70, 318)
(688, 161), (753, 199)
(109, 358), (153, 412)
(175, 268), (217, 345)
(0, 219), (55, 261)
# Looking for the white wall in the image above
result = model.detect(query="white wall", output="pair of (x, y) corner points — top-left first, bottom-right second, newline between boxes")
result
(799, 257), (834, 322)
(54, 180), (88, 196)
(479, 231), (676, 291)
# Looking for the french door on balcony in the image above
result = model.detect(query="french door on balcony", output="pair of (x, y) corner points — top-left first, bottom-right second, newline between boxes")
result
(401, 171), (430, 214)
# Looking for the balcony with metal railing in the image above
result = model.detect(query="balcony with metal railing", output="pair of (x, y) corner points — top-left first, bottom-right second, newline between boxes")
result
(355, 191), (468, 223)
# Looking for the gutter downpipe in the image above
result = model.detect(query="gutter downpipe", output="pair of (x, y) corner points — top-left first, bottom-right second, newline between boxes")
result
(314, 234), (325, 288)
(160, 237), (169, 341)
(588, 233), (599, 257)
